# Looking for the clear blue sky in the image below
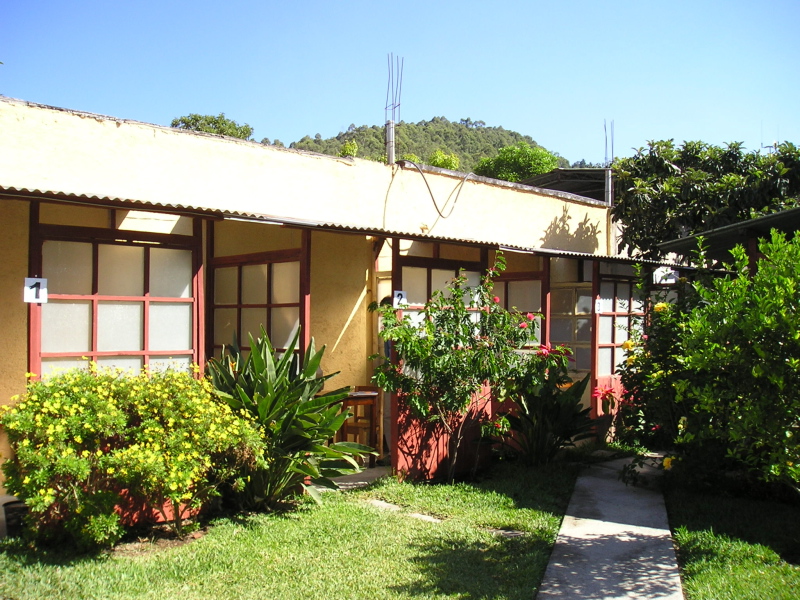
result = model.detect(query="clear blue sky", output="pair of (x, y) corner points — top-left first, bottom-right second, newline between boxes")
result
(3, 0), (798, 165)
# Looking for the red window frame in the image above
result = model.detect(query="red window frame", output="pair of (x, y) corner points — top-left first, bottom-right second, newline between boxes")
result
(28, 203), (203, 375)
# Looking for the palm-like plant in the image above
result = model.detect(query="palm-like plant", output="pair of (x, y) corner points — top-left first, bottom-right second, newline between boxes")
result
(208, 327), (373, 509)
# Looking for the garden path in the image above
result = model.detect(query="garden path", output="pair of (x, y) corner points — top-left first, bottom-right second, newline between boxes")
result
(536, 457), (684, 599)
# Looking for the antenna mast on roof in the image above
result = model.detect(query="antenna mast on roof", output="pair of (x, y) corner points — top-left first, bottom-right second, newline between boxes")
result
(603, 119), (615, 167)
(385, 53), (403, 165)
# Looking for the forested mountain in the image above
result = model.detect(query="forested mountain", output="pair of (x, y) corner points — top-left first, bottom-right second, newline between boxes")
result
(278, 117), (570, 171)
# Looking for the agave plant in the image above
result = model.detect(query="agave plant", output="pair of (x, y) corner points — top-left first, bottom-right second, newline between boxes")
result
(207, 326), (374, 509)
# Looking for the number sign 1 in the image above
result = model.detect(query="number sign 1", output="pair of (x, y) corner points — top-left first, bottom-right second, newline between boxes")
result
(24, 278), (48, 303)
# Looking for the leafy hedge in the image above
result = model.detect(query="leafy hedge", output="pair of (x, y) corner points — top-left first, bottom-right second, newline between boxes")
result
(617, 231), (800, 490)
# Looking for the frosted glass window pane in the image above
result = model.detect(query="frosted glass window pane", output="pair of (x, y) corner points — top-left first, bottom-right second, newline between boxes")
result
(599, 282), (614, 313)
(551, 289), (573, 314)
(599, 316), (614, 344)
(631, 316), (644, 334)
(598, 347), (613, 376)
(271, 262), (300, 304)
(550, 318), (573, 343)
(150, 303), (192, 351)
(96, 357), (142, 374)
(149, 356), (192, 373)
(242, 264), (268, 304)
(214, 267), (238, 305)
(42, 241), (93, 295)
(42, 301), (91, 352)
(270, 307), (299, 349)
(98, 302), (142, 351)
(150, 248), (192, 298)
(576, 318), (591, 342)
(432, 269), (455, 298)
(463, 271), (481, 288)
(39, 358), (89, 378)
(404, 309), (426, 329)
(509, 281), (541, 312)
(214, 308), (237, 346)
(531, 317), (543, 344)
(632, 294), (645, 313)
(617, 317), (630, 343)
(576, 291), (593, 314)
(616, 283), (631, 313)
(402, 267), (428, 305)
(241, 308), (267, 344)
(614, 347), (626, 373)
(462, 271), (481, 303)
(575, 347), (591, 372)
(41, 358), (90, 377)
(98, 245), (144, 296)
(494, 282), (506, 308)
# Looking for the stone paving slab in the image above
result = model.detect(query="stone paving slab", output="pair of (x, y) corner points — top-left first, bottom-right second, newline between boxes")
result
(536, 458), (684, 599)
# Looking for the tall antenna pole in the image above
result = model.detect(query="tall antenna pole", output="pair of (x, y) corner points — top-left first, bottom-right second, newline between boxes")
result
(385, 53), (403, 165)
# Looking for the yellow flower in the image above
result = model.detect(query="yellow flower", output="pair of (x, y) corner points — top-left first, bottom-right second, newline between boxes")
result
(621, 339), (635, 351)
(653, 302), (669, 313)
(663, 457), (673, 470)
(626, 355), (636, 365)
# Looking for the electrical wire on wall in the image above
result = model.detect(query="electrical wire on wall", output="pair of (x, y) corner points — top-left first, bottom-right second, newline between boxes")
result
(399, 159), (472, 220)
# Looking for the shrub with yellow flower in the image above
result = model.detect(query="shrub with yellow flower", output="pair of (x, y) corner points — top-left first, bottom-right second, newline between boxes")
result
(0, 367), (263, 548)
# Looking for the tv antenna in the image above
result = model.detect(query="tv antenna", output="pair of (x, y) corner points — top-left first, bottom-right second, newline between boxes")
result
(604, 119), (615, 167)
(385, 53), (403, 165)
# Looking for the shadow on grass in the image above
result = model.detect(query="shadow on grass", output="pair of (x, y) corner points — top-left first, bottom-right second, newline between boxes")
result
(665, 486), (800, 565)
(472, 461), (580, 515)
(390, 531), (554, 600)
(0, 536), (110, 568)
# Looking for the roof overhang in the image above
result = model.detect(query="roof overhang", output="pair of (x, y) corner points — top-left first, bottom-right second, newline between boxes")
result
(658, 207), (800, 261)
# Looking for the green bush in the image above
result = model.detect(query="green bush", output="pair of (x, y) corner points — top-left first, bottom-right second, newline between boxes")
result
(617, 231), (800, 490)
(0, 368), (263, 548)
(207, 327), (373, 510)
(484, 347), (593, 465)
(370, 255), (531, 481)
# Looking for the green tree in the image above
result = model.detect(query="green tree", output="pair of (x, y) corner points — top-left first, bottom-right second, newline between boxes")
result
(338, 139), (358, 157)
(473, 142), (559, 182)
(289, 117), (557, 171)
(427, 149), (460, 170)
(370, 256), (530, 482)
(170, 113), (254, 140)
(611, 140), (800, 259)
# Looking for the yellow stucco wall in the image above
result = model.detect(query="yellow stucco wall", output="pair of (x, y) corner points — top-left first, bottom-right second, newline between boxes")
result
(309, 231), (374, 390)
(496, 250), (543, 272)
(0, 199), (30, 492)
(40, 202), (110, 228)
(1, 98), (613, 256)
(214, 221), (302, 257)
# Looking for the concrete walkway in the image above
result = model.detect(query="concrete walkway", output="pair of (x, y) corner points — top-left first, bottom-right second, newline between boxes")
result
(537, 457), (684, 599)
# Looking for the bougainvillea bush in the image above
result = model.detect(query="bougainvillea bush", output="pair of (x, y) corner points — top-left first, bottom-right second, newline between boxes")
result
(0, 367), (263, 549)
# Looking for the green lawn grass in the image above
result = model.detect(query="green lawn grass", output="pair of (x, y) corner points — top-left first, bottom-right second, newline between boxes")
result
(0, 462), (576, 600)
(665, 485), (800, 600)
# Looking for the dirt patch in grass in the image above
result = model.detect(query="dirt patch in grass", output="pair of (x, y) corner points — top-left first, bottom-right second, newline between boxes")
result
(111, 525), (208, 557)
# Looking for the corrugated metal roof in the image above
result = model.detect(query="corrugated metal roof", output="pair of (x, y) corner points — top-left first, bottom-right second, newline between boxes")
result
(658, 207), (800, 259)
(2, 184), (677, 266)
